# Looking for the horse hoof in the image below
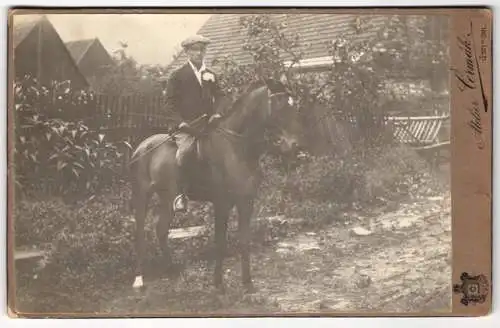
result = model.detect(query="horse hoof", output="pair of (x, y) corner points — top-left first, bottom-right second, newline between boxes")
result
(132, 275), (144, 289)
(244, 282), (257, 294)
(214, 284), (226, 295)
(166, 262), (184, 276)
(160, 257), (173, 269)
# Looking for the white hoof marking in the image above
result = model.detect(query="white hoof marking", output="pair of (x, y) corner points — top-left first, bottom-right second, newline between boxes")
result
(133, 275), (144, 289)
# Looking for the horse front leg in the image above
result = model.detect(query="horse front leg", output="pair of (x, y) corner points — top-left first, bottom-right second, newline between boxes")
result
(213, 201), (230, 292)
(236, 197), (256, 293)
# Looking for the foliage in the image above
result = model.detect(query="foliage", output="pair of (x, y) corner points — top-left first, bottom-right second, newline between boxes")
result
(92, 43), (170, 96)
(13, 76), (131, 198)
(212, 14), (449, 149)
(14, 185), (144, 313)
(255, 144), (439, 225)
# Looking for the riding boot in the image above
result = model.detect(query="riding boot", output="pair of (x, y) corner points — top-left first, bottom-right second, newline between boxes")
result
(173, 153), (190, 213)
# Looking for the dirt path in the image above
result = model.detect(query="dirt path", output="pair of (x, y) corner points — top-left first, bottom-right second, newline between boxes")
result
(102, 193), (451, 315)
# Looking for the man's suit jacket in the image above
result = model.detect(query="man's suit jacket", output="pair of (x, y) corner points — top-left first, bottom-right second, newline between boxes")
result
(164, 62), (221, 127)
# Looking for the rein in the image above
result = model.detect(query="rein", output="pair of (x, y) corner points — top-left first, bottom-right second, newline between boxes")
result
(127, 113), (208, 166)
(128, 88), (290, 165)
(216, 126), (245, 139)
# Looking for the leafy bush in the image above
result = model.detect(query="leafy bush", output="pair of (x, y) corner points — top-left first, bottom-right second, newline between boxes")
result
(13, 76), (131, 198)
(14, 198), (72, 247)
(14, 185), (144, 294)
(255, 144), (434, 224)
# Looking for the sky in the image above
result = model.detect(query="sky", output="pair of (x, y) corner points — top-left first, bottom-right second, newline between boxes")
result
(14, 13), (211, 66)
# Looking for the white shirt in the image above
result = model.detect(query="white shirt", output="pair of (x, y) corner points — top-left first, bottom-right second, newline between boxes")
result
(188, 60), (206, 86)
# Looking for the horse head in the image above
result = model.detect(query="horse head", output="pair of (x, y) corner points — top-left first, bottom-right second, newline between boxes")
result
(263, 78), (304, 157)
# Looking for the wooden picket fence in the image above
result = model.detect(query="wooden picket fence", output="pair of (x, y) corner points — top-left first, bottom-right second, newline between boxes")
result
(50, 93), (450, 160)
(40, 93), (179, 151)
(79, 93), (172, 134)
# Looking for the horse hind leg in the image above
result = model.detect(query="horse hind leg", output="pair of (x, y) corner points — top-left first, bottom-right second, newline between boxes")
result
(132, 182), (151, 290)
(155, 189), (175, 269)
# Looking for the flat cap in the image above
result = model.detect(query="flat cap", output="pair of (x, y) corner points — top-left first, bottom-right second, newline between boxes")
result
(181, 35), (211, 48)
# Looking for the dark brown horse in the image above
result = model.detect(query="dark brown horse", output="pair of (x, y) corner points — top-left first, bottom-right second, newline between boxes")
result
(128, 79), (303, 292)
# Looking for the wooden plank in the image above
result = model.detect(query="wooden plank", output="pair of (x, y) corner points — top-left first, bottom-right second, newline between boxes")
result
(14, 249), (45, 261)
(151, 95), (158, 128)
(411, 120), (423, 141)
(139, 94), (147, 129)
(130, 94), (138, 129)
(112, 94), (119, 130)
(414, 140), (450, 151)
(102, 94), (111, 130)
(155, 95), (163, 128)
(170, 226), (206, 240)
(125, 95), (131, 129)
(148, 95), (155, 128)
(413, 120), (427, 141)
(424, 119), (438, 142)
(117, 95), (124, 129)
(387, 115), (449, 121)
(429, 119), (443, 142)
(88, 94), (99, 129)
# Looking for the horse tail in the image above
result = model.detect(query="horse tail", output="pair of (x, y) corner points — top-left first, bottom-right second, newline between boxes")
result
(126, 145), (142, 214)
(125, 139), (154, 214)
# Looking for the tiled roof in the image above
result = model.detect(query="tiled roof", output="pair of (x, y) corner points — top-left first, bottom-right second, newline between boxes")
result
(167, 13), (388, 73)
(65, 38), (96, 64)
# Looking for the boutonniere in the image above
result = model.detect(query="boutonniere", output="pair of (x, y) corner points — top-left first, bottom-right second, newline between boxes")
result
(202, 71), (215, 82)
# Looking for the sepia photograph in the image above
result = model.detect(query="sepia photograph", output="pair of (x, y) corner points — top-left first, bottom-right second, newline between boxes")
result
(9, 9), (457, 317)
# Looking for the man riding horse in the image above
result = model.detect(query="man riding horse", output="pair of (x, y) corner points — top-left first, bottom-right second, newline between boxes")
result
(164, 35), (222, 213)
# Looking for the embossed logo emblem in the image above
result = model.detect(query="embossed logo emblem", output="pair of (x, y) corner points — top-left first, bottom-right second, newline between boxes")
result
(453, 272), (489, 306)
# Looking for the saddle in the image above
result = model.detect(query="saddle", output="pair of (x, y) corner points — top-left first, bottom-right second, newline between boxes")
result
(175, 113), (223, 163)
(177, 127), (209, 162)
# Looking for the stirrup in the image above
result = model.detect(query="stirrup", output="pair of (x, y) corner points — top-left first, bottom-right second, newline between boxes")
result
(173, 194), (188, 213)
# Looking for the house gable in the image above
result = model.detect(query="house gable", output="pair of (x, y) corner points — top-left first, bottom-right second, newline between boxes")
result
(13, 15), (89, 89)
(65, 38), (115, 87)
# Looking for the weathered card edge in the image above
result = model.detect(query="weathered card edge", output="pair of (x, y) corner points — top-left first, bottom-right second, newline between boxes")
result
(5, 6), (493, 318)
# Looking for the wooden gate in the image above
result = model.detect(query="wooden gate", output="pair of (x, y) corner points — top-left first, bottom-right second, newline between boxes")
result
(386, 114), (450, 166)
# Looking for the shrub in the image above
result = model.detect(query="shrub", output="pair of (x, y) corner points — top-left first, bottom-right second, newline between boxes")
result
(14, 185), (148, 302)
(256, 144), (432, 224)
(14, 198), (72, 247)
(13, 76), (131, 198)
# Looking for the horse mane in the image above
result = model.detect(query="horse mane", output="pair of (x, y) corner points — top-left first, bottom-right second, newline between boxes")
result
(217, 80), (266, 118)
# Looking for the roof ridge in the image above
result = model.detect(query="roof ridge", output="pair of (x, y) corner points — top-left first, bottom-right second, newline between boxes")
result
(66, 38), (97, 64)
